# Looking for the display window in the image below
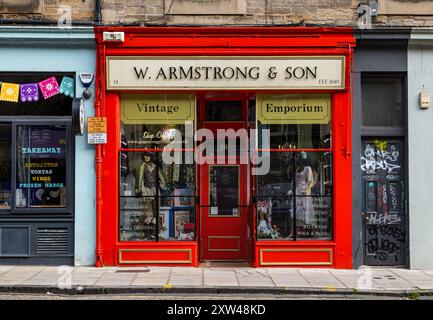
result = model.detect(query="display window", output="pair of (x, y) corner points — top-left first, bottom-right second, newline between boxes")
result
(255, 94), (333, 240)
(0, 122), (72, 213)
(119, 94), (196, 242)
(16, 125), (68, 208)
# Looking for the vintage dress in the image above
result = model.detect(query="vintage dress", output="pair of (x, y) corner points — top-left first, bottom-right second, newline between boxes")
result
(134, 161), (168, 197)
(295, 166), (314, 225)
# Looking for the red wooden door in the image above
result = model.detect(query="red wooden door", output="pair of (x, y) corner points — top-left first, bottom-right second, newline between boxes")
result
(199, 97), (250, 261)
(200, 161), (249, 261)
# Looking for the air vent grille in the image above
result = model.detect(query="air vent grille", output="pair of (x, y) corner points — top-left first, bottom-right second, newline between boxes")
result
(37, 228), (69, 254)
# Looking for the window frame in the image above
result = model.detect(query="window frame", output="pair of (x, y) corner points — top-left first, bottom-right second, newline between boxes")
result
(360, 73), (406, 137)
(0, 117), (74, 216)
(254, 94), (334, 241)
(118, 93), (197, 242)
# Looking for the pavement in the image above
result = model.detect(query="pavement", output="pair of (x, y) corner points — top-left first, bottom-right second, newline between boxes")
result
(1, 265), (433, 298)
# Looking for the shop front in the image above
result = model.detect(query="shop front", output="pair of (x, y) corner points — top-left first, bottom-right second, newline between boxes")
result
(0, 27), (96, 265)
(94, 27), (355, 268)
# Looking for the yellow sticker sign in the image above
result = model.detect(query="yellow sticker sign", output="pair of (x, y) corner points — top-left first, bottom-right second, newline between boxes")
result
(88, 117), (107, 133)
(121, 94), (195, 124)
(256, 94), (331, 124)
(87, 117), (107, 144)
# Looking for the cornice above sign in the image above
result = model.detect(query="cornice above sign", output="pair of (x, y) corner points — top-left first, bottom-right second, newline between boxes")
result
(106, 56), (345, 91)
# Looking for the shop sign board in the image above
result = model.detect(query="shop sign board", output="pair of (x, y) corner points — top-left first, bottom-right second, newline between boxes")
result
(88, 117), (107, 144)
(121, 94), (195, 124)
(256, 94), (331, 124)
(106, 56), (345, 90)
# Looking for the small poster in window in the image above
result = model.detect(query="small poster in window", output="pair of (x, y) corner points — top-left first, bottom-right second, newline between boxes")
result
(174, 211), (191, 238)
(210, 207), (218, 215)
(159, 207), (171, 240)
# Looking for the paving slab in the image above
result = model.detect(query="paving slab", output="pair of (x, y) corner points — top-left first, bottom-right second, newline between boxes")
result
(95, 279), (134, 286)
(412, 281), (433, 290)
(23, 279), (61, 286)
(71, 278), (100, 286)
(390, 269), (433, 281)
(236, 273), (275, 287)
(172, 267), (202, 274)
(0, 266), (13, 274)
(169, 277), (203, 286)
(131, 277), (168, 286)
(270, 279), (311, 287)
(204, 279), (238, 286)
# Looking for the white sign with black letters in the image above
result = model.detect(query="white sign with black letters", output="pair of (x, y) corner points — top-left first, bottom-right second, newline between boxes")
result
(106, 56), (345, 90)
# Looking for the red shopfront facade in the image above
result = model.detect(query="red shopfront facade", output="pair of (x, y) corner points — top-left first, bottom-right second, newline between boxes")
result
(94, 27), (355, 268)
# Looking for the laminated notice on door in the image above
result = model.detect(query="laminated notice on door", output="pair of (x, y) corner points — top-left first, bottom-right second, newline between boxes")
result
(210, 207), (218, 215)
(233, 208), (238, 215)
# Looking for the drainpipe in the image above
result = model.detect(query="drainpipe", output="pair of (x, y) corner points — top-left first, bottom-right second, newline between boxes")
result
(94, 37), (104, 267)
(95, 0), (102, 25)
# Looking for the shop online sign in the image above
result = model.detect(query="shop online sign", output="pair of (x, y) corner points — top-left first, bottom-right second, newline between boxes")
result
(106, 56), (345, 90)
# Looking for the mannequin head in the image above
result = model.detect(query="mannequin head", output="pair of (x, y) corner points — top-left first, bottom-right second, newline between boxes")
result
(142, 153), (153, 163)
(297, 151), (310, 170)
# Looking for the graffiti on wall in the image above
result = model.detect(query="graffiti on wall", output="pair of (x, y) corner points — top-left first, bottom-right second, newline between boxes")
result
(366, 224), (406, 262)
(361, 141), (401, 174)
(362, 139), (406, 265)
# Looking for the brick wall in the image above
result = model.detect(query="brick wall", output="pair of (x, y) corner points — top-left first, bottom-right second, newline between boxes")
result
(1, 0), (433, 27)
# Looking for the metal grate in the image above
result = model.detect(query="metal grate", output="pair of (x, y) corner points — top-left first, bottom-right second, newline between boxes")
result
(37, 228), (69, 254)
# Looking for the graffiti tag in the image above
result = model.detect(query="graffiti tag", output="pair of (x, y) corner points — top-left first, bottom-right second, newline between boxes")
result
(361, 144), (401, 173)
(368, 213), (402, 224)
(366, 225), (406, 262)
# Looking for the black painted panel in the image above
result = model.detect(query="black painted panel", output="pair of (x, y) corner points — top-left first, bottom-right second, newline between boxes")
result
(0, 226), (30, 256)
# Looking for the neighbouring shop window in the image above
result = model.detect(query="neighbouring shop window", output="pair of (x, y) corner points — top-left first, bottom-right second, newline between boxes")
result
(0, 123), (70, 212)
(256, 94), (333, 240)
(119, 94), (196, 242)
(0, 124), (12, 208)
(16, 125), (68, 208)
(361, 76), (404, 127)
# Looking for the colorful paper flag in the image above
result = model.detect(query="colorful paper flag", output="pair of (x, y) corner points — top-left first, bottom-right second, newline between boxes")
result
(39, 76), (59, 99)
(20, 83), (39, 102)
(59, 76), (75, 98)
(0, 82), (20, 102)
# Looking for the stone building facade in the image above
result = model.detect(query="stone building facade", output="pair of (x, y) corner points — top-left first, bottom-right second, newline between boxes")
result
(1, 1), (433, 27)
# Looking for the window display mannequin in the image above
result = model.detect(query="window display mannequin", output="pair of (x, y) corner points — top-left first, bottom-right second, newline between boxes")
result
(134, 153), (168, 240)
(295, 152), (314, 225)
(134, 153), (167, 197)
